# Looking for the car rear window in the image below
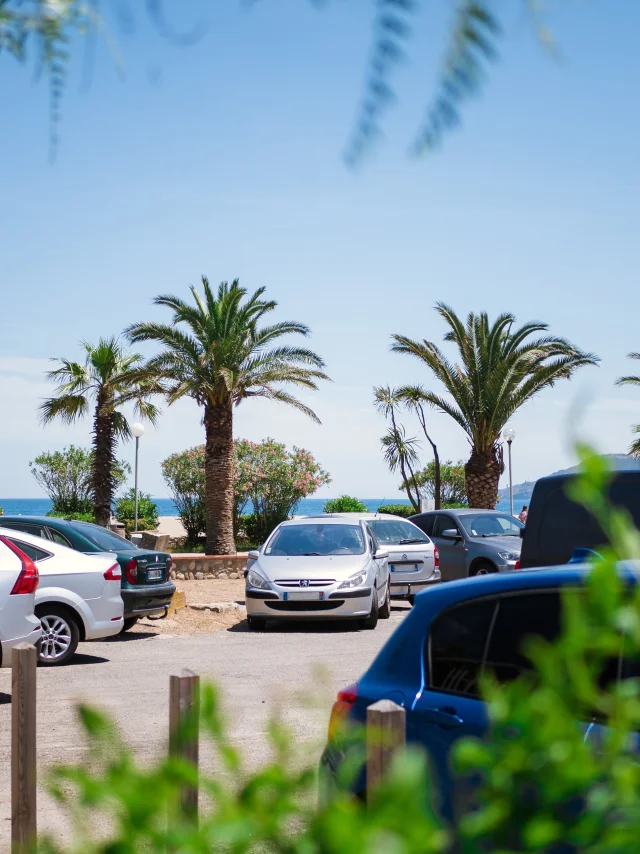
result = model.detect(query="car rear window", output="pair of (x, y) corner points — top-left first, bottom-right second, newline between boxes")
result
(71, 522), (137, 551)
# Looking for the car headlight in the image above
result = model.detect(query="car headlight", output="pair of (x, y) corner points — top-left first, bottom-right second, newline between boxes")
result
(338, 569), (368, 590)
(247, 568), (270, 590)
(498, 551), (520, 562)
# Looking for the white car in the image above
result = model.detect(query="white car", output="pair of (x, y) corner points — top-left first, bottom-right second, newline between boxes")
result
(0, 535), (42, 666)
(339, 513), (441, 604)
(0, 526), (124, 665)
(245, 516), (391, 631)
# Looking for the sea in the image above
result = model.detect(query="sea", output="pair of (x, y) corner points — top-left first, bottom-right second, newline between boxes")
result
(0, 496), (513, 516)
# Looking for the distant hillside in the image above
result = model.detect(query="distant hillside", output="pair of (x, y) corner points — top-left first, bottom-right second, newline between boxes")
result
(498, 454), (640, 503)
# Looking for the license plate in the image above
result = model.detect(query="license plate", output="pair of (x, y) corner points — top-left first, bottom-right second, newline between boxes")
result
(147, 569), (163, 580)
(283, 591), (323, 601)
(390, 564), (420, 573)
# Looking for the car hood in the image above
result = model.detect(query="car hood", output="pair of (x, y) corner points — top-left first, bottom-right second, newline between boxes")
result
(255, 555), (368, 581)
(471, 536), (522, 553)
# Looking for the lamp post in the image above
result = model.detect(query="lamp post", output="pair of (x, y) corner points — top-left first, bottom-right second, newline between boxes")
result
(502, 426), (516, 516)
(131, 422), (145, 532)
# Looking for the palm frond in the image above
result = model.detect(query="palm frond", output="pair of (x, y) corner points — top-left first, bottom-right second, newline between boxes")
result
(39, 394), (89, 425)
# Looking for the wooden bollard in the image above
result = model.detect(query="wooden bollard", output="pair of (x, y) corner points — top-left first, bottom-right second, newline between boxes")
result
(169, 669), (200, 821)
(366, 699), (406, 797)
(11, 644), (37, 854)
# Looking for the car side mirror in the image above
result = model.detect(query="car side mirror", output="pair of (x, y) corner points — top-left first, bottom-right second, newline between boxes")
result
(375, 549), (389, 560)
(248, 550), (260, 561)
(442, 528), (461, 540)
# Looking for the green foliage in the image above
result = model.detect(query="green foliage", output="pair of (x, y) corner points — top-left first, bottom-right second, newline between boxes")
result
(114, 489), (159, 535)
(376, 503), (414, 518)
(401, 459), (467, 506)
(323, 495), (368, 513)
(30, 446), (129, 515)
(47, 511), (95, 523)
(162, 446), (207, 546)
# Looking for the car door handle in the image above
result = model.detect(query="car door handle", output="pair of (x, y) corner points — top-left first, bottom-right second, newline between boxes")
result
(423, 707), (464, 728)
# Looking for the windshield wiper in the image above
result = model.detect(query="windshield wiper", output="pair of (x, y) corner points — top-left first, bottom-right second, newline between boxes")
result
(398, 538), (428, 545)
(301, 552), (322, 556)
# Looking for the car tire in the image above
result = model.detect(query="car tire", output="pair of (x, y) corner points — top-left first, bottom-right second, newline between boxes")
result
(360, 590), (379, 630)
(35, 604), (80, 666)
(471, 561), (497, 577)
(378, 582), (391, 619)
(121, 617), (139, 633)
(247, 616), (267, 632)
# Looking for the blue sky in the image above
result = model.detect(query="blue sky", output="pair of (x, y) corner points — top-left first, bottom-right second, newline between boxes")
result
(1, 0), (639, 499)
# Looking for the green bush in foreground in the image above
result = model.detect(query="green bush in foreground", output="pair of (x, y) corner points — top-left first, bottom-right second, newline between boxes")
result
(114, 489), (159, 535)
(376, 503), (414, 518)
(323, 495), (368, 513)
(38, 448), (640, 853)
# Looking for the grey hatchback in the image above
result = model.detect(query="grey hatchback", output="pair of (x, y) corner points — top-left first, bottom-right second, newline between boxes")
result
(408, 509), (523, 580)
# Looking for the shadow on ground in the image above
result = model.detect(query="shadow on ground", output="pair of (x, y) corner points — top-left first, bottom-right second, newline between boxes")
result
(102, 631), (159, 643)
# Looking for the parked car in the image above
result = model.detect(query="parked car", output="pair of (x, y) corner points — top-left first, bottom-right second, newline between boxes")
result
(0, 535), (42, 667)
(519, 470), (640, 568)
(245, 517), (391, 631)
(324, 513), (440, 604)
(409, 509), (523, 580)
(0, 525), (124, 664)
(320, 563), (640, 820)
(0, 516), (175, 631)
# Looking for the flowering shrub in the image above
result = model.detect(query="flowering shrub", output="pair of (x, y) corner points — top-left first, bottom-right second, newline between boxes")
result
(163, 440), (330, 545)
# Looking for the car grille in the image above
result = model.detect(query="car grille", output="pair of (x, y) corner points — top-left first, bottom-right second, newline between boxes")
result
(274, 579), (336, 588)
(265, 600), (343, 612)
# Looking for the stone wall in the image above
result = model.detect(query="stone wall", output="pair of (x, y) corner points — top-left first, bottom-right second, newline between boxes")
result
(171, 554), (248, 580)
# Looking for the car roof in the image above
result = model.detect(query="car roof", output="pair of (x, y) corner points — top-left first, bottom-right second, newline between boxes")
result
(412, 508), (512, 516)
(279, 516), (368, 527)
(0, 514), (70, 526)
(300, 513), (411, 521)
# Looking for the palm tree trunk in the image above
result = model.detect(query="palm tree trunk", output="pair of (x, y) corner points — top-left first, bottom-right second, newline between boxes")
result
(92, 399), (116, 527)
(465, 448), (501, 509)
(204, 400), (236, 555)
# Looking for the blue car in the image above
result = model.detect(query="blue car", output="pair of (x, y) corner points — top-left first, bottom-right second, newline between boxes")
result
(321, 565), (639, 820)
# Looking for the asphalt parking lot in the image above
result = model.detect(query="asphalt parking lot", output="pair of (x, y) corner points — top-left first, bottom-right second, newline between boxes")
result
(0, 602), (411, 848)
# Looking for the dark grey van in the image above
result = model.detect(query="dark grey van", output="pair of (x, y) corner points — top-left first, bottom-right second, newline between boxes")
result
(519, 470), (640, 569)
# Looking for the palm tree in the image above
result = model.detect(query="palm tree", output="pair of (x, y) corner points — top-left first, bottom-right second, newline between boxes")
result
(40, 337), (162, 526)
(392, 304), (598, 509)
(374, 386), (421, 511)
(616, 353), (640, 458)
(126, 278), (329, 555)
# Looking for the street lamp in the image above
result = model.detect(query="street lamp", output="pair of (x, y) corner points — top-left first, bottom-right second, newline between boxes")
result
(131, 422), (145, 532)
(502, 426), (516, 516)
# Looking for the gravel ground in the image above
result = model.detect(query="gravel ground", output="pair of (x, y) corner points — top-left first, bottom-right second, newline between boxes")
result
(129, 579), (247, 635)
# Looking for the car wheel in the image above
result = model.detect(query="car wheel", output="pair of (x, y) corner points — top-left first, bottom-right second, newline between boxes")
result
(121, 617), (139, 633)
(360, 590), (379, 630)
(378, 582), (391, 619)
(36, 604), (80, 666)
(247, 616), (267, 632)
(471, 561), (497, 577)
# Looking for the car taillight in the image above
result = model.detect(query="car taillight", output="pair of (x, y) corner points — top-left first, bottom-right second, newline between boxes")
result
(104, 563), (122, 581)
(433, 546), (439, 568)
(514, 559), (521, 570)
(1, 536), (40, 595)
(328, 683), (358, 741)
(126, 558), (138, 584)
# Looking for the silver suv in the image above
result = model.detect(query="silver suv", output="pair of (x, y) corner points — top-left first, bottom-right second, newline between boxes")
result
(409, 509), (523, 580)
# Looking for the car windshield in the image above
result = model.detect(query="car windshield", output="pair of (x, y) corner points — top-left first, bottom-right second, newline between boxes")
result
(265, 524), (366, 556)
(368, 519), (430, 545)
(72, 522), (137, 551)
(459, 513), (524, 538)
